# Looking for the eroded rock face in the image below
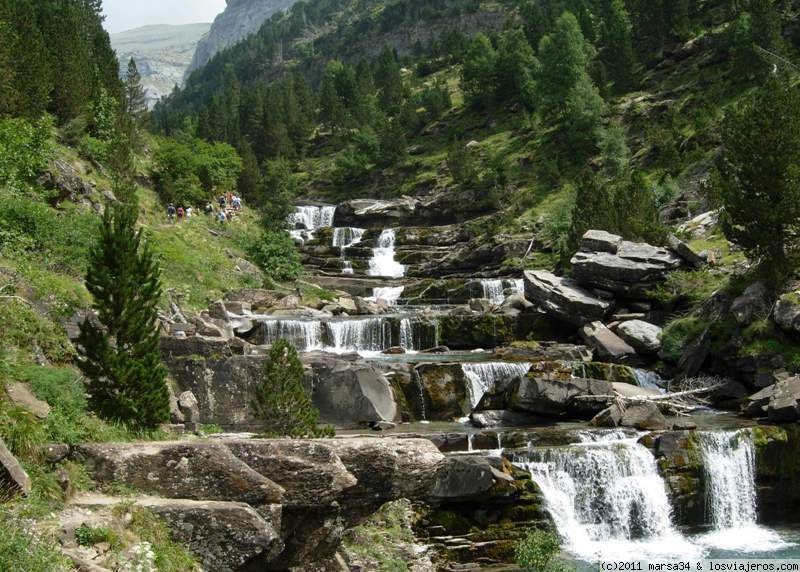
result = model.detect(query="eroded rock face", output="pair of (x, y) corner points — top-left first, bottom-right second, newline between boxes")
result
(523, 270), (611, 326)
(511, 375), (613, 419)
(0, 437), (30, 497)
(580, 321), (637, 361)
(745, 376), (800, 422)
(571, 232), (682, 297)
(614, 320), (663, 355)
(774, 291), (800, 335)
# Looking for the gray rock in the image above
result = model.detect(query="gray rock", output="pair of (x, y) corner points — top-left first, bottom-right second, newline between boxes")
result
(225, 289), (285, 309)
(523, 270), (611, 326)
(5, 382), (50, 419)
(615, 320), (663, 354)
(429, 456), (496, 501)
(580, 321), (637, 361)
(225, 301), (252, 315)
(774, 291), (800, 335)
(743, 384), (777, 417)
(232, 317), (255, 335)
(73, 494), (282, 572)
(501, 293), (534, 311)
(620, 402), (669, 430)
(469, 298), (495, 313)
(571, 234), (682, 297)
(668, 235), (706, 268)
(470, 410), (542, 428)
(178, 391), (200, 430)
(581, 230), (623, 254)
(336, 297), (358, 314)
(208, 300), (230, 320)
(731, 282), (771, 325)
(511, 375), (614, 419)
(591, 404), (624, 428)
(354, 297), (381, 315)
(677, 210), (719, 238)
(0, 437), (31, 496)
(767, 376), (800, 423)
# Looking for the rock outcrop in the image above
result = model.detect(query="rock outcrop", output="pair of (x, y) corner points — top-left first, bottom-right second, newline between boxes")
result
(523, 270), (611, 326)
(70, 438), (444, 569)
(0, 437), (30, 496)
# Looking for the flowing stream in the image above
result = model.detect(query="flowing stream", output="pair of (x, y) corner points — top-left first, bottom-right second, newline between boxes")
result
(368, 229), (405, 278)
(332, 227), (365, 275)
(461, 362), (532, 410)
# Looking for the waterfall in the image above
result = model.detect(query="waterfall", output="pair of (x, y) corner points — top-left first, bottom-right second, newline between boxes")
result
(368, 229), (405, 278)
(372, 286), (405, 306)
(694, 430), (789, 552)
(411, 369), (427, 422)
(288, 206), (336, 231)
(698, 431), (757, 529)
(333, 227), (365, 275)
(461, 362), (532, 411)
(326, 318), (391, 353)
(260, 320), (323, 351)
(399, 318), (440, 352)
(512, 279), (525, 296)
(633, 369), (666, 391)
(515, 432), (699, 561)
(480, 280), (506, 304)
(400, 319), (413, 350)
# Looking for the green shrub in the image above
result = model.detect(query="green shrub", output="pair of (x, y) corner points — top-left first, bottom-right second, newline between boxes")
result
(127, 507), (201, 572)
(660, 317), (708, 363)
(75, 525), (115, 547)
(515, 529), (567, 572)
(0, 299), (75, 363)
(0, 116), (54, 188)
(77, 135), (110, 164)
(249, 231), (302, 282)
(0, 513), (69, 571)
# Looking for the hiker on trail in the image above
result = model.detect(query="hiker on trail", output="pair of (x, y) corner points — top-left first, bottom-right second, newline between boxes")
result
(177, 206), (185, 221)
(218, 195), (226, 208)
(167, 203), (176, 223)
(185, 206), (193, 218)
(226, 191), (233, 205)
(217, 210), (227, 224)
(232, 196), (242, 211)
(205, 203), (213, 216)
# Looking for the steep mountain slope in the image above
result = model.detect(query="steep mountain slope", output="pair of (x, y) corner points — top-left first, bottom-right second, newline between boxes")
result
(111, 23), (211, 107)
(185, 0), (301, 79)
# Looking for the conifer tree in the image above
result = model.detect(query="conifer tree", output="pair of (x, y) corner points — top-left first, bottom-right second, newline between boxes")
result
(251, 340), (334, 437)
(496, 28), (538, 111)
(77, 187), (170, 428)
(599, 0), (638, 93)
(461, 33), (498, 109)
(125, 58), (148, 126)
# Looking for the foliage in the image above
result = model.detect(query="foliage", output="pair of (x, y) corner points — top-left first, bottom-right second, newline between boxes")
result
(342, 500), (419, 572)
(77, 193), (170, 428)
(716, 78), (800, 283)
(0, 512), (70, 571)
(249, 230), (303, 282)
(0, 115), (53, 188)
(660, 316), (709, 362)
(515, 529), (566, 572)
(153, 136), (242, 205)
(75, 525), (116, 548)
(461, 33), (498, 109)
(126, 507), (201, 572)
(251, 340), (334, 438)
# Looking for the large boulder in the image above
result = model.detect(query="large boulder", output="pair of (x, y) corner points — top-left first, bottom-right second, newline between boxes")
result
(615, 320), (663, 355)
(0, 437), (30, 496)
(571, 232), (682, 297)
(414, 363), (469, 420)
(75, 442), (285, 507)
(774, 291), (800, 335)
(767, 376), (800, 423)
(470, 410), (543, 428)
(511, 375), (613, 419)
(731, 283), (771, 325)
(429, 456), (498, 501)
(523, 270), (611, 326)
(72, 494), (282, 572)
(580, 321), (637, 361)
(5, 382), (50, 419)
(621, 402), (669, 430)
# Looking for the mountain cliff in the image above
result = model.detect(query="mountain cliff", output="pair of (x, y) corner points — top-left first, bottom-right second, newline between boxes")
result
(111, 24), (211, 107)
(185, 0), (300, 80)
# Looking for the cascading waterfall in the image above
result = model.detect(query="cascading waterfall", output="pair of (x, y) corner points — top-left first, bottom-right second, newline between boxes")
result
(480, 280), (506, 304)
(368, 229), (405, 278)
(462, 362), (532, 411)
(287, 206), (337, 243)
(513, 279), (524, 296)
(399, 318), (439, 352)
(332, 227), (365, 275)
(694, 430), (788, 551)
(260, 320), (324, 352)
(400, 319), (413, 350)
(515, 432), (699, 561)
(327, 318), (391, 354)
(371, 286), (405, 305)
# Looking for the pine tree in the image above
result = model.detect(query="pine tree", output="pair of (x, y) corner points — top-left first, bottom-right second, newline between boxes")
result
(461, 33), (498, 109)
(237, 140), (261, 202)
(77, 186), (170, 428)
(716, 78), (800, 282)
(496, 28), (538, 111)
(125, 58), (148, 126)
(251, 340), (334, 438)
(599, 0), (638, 94)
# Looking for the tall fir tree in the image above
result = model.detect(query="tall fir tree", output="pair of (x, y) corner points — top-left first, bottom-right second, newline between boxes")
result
(461, 33), (498, 109)
(251, 340), (334, 437)
(598, 0), (638, 94)
(125, 58), (148, 125)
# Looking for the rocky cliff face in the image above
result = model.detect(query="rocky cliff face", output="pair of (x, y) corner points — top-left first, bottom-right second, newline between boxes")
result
(186, 0), (300, 79)
(111, 24), (211, 108)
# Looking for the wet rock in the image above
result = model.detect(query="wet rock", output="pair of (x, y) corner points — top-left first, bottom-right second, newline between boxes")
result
(523, 270), (611, 326)
(571, 232), (682, 297)
(470, 410), (542, 428)
(580, 321), (637, 361)
(429, 456), (496, 501)
(511, 375), (613, 419)
(590, 404), (624, 428)
(0, 437), (31, 496)
(468, 298), (495, 313)
(225, 289), (285, 310)
(731, 282), (771, 325)
(336, 297), (358, 314)
(5, 382), (50, 419)
(208, 300), (229, 320)
(675, 326), (711, 376)
(767, 376), (800, 423)
(354, 297), (381, 315)
(621, 402), (668, 430)
(414, 363), (469, 420)
(501, 293), (534, 311)
(614, 320), (662, 355)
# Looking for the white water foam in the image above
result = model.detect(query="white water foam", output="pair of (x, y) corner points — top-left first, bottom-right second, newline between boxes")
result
(333, 227), (365, 275)
(480, 280), (506, 304)
(461, 362), (532, 412)
(372, 286), (405, 305)
(368, 229), (405, 278)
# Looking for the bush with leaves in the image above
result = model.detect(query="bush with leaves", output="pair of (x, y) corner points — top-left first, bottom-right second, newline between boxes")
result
(0, 115), (53, 188)
(249, 230), (302, 282)
(515, 529), (568, 572)
(251, 340), (334, 438)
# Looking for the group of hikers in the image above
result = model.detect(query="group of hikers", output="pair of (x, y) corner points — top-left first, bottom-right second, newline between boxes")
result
(167, 192), (243, 225)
